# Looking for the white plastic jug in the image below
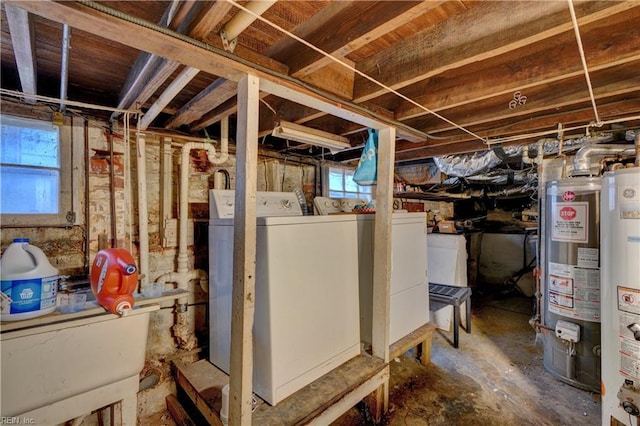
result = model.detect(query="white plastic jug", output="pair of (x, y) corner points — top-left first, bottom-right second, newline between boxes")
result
(0, 238), (58, 321)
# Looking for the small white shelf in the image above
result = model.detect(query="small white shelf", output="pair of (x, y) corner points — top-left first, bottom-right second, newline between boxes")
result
(0, 289), (188, 334)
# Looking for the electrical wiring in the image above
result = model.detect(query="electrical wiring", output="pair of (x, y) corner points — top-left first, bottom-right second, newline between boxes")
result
(567, 0), (600, 125)
(0, 88), (141, 114)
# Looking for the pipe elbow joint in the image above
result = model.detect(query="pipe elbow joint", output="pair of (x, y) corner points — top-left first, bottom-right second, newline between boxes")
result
(209, 152), (229, 164)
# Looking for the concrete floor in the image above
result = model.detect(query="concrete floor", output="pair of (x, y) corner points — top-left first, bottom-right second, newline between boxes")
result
(147, 291), (601, 425)
(334, 291), (601, 426)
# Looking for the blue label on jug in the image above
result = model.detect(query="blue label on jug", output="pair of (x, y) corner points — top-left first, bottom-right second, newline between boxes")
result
(1, 276), (57, 314)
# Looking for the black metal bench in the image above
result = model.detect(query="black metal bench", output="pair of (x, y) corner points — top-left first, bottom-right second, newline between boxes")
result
(428, 283), (472, 348)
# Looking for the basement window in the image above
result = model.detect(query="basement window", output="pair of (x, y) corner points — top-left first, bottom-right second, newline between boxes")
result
(326, 166), (373, 201)
(0, 115), (72, 226)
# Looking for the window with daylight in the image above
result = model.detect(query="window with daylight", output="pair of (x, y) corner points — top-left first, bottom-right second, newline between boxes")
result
(1, 115), (71, 225)
(327, 166), (373, 201)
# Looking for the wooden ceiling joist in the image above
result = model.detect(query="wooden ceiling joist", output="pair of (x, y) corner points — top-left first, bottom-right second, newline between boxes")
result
(405, 66), (640, 136)
(190, 95), (241, 132)
(188, 1), (235, 41)
(165, 78), (237, 129)
(392, 96), (640, 161)
(115, 1), (202, 112)
(393, 9), (640, 122)
(175, 0), (450, 137)
(270, 1), (448, 78)
(5, 4), (37, 104)
(139, 66), (200, 130)
(3, 0), (638, 160)
(352, 1), (638, 103)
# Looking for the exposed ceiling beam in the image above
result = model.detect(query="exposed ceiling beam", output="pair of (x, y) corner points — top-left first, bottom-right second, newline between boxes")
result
(394, 10), (640, 122)
(392, 97), (640, 160)
(189, 95), (241, 131)
(8, 0), (286, 84)
(190, 1), (448, 140)
(115, 1), (202, 113)
(7, 0), (403, 133)
(290, 1), (640, 144)
(352, 1), (638, 103)
(139, 66), (201, 130)
(259, 79), (402, 131)
(270, 1), (448, 78)
(406, 66), (640, 135)
(172, 1), (466, 140)
(253, 0), (635, 147)
(5, 4), (37, 104)
(263, 1), (354, 59)
(115, 0), (283, 128)
(165, 78), (237, 129)
(165, 1), (279, 130)
(188, 1), (235, 40)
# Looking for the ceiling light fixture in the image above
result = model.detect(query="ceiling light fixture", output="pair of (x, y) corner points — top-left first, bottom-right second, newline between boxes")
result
(272, 120), (351, 153)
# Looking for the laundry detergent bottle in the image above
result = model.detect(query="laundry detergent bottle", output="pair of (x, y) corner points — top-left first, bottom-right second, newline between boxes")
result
(90, 248), (138, 315)
(0, 238), (58, 321)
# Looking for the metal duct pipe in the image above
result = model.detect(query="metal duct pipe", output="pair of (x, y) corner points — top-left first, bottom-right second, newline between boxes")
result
(59, 24), (71, 112)
(572, 144), (636, 176)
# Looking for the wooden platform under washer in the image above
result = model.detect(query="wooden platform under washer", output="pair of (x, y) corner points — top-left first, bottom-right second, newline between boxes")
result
(389, 322), (438, 366)
(172, 354), (389, 425)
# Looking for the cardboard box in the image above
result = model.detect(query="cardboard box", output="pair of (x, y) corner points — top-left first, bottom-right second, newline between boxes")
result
(437, 220), (457, 234)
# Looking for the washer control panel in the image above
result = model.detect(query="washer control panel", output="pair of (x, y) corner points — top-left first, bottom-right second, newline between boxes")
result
(210, 189), (302, 218)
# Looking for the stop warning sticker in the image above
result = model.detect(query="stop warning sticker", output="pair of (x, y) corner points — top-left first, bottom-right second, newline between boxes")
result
(552, 202), (589, 243)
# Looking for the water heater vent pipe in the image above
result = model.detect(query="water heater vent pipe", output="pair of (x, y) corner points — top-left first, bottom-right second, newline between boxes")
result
(572, 144), (636, 176)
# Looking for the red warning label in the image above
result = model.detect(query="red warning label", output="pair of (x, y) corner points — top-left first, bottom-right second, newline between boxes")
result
(560, 207), (577, 220)
(552, 202), (589, 243)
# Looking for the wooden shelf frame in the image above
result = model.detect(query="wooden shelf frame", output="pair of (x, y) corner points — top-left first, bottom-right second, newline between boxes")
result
(226, 73), (396, 424)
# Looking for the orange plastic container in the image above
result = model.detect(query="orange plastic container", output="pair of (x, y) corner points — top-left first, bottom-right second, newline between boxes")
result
(90, 248), (138, 315)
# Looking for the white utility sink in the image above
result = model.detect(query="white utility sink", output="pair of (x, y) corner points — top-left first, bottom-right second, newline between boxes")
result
(1, 304), (158, 424)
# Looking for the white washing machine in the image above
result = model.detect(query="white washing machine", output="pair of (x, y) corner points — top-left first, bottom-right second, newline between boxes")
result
(209, 190), (361, 405)
(314, 198), (429, 346)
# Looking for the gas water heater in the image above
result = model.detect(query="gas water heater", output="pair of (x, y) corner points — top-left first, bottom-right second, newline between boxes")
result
(601, 167), (640, 425)
(543, 178), (601, 392)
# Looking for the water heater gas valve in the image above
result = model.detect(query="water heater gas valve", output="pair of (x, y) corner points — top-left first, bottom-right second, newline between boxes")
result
(555, 320), (580, 343)
(618, 380), (640, 417)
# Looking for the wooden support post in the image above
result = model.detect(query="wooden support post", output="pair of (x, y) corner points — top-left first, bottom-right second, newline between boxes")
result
(371, 126), (396, 418)
(229, 73), (260, 426)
